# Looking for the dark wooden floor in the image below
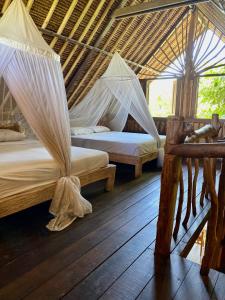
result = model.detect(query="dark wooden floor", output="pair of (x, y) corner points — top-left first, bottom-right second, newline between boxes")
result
(0, 163), (224, 300)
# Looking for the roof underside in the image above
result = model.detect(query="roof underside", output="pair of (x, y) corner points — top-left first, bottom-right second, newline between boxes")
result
(0, 0), (224, 107)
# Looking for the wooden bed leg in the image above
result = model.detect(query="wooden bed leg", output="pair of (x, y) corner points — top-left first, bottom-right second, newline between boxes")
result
(105, 166), (116, 192)
(135, 163), (142, 178)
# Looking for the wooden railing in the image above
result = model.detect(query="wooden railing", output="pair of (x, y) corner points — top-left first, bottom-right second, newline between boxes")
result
(124, 115), (225, 138)
(155, 114), (225, 275)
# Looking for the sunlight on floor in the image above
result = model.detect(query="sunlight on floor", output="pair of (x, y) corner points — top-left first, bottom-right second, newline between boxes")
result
(187, 224), (207, 265)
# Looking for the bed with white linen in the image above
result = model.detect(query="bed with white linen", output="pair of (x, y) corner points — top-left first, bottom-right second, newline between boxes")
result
(0, 139), (116, 218)
(71, 127), (166, 178)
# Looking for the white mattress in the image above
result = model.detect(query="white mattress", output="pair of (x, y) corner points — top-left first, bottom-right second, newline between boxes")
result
(0, 140), (108, 199)
(71, 132), (166, 156)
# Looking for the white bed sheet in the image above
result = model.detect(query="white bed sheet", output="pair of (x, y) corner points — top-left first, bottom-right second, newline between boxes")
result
(0, 140), (108, 199)
(71, 132), (166, 156)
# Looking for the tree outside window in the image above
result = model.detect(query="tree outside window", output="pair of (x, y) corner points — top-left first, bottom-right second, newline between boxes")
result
(197, 66), (225, 118)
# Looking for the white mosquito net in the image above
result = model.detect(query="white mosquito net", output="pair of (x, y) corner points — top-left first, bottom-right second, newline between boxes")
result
(0, 0), (92, 231)
(70, 53), (160, 146)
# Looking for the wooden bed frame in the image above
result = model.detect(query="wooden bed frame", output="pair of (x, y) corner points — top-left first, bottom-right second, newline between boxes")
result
(108, 151), (158, 178)
(0, 164), (116, 219)
(0, 123), (116, 218)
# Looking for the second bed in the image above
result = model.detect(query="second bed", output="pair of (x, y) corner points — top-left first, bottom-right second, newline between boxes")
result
(71, 129), (166, 177)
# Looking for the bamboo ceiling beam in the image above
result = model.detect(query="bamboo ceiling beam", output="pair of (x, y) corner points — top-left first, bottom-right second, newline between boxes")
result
(136, 8), (189, 75)
(59, 0), (94, 57)
(41, 0), (59, 29)
(66, 0), (130, 102)
(112, 0), (209, 19)
(66, 4), (162, 97)
(68, 0), (162, 105)
(50, 0), (78, 48)
(68, 17), (138, 105)
(211, 0), (225, 13)
(123, 13), (165, 61)
(119, 13), (175, 77)
(63, 0), (105, 74)
(1, 0), (11, 13)
(39, 27), (159, 73)
(136, 12), (185, 67)
(137, 9), (186, 66)
(26, 0), (34, 12)
(197, 62), (225, 73)
(73, 16), (167, 104)
(141, 13), (188, 75)
(63, 0), (115, 85)
(199, 2), (225, 35)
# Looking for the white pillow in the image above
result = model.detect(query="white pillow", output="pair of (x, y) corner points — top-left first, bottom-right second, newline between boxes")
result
(0, 129), (26, 142)
(71, 127), (94, 136)
(90, 126), (111, 133)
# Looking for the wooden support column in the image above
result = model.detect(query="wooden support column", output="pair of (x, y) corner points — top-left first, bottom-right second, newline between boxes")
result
(176, 9), (198, 118)
(155, 117), (185, 256)
(139, 79), (148, 97)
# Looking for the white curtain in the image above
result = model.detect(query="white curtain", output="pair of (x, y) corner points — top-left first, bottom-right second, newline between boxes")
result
(0, 0), (92, 230)
(70, 53), (160, 145)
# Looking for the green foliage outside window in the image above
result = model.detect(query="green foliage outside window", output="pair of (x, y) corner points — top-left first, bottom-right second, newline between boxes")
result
(197, 67), (225, 118)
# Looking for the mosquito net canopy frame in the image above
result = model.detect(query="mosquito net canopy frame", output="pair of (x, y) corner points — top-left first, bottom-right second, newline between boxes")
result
(0, 0), (92, 231)
(70, 53), (160, 146)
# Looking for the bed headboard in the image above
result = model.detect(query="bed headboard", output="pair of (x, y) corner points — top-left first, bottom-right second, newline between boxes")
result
(0, 123), (22, 132)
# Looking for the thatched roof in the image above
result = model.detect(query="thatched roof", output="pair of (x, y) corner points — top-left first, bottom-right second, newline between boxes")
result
(0, 0), (224, 108)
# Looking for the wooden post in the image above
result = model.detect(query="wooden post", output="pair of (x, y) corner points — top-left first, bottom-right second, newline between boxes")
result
(175, 9), (199, 118)
(155, 117), (184, 256)
(139, 79), (148, 97)
(201, 158), (219, 275)
(155, 154), (181, 256)
(211, 159), (225, 270)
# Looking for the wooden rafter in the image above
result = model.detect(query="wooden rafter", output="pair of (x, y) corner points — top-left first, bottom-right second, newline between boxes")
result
(67, 18), (135, 106)
(40, 27), (160, 73)
(124, 13), (166, 61)
(59, 0), (94, 57)
(66, 0), (130, 101)
(212, 0), (225, 13)
(50, 0), (78, 48)
(26, 0), (34, 12)
(64, 0), (116, 86)
(112, 0), (209, 19)
(63, 0), (105, 74)
(199, 2), (225, 35)
(41, 0), (59, 29)
(137, 8), (189, 76)
(1, 0), (11, 13)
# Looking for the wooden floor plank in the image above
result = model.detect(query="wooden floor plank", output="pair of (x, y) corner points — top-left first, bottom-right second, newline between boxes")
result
(0, 194), (159, 299)
(98, 249), (156, 300)
(0, 166), (224, 300)
(23, 217), (155, 300)
(136, 254), (193, 300)
(0, 170), (160, 268)
(173, 263), (219, 300)
(211, 273), (225, 300)
(63, 229), (156, 300)
(0, 176), (160, 289)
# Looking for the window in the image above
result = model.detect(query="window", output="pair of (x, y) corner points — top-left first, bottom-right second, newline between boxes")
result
(147, 79), (176, 117)
(196, 67), (225, 119)
(195, 30), (225, 118)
